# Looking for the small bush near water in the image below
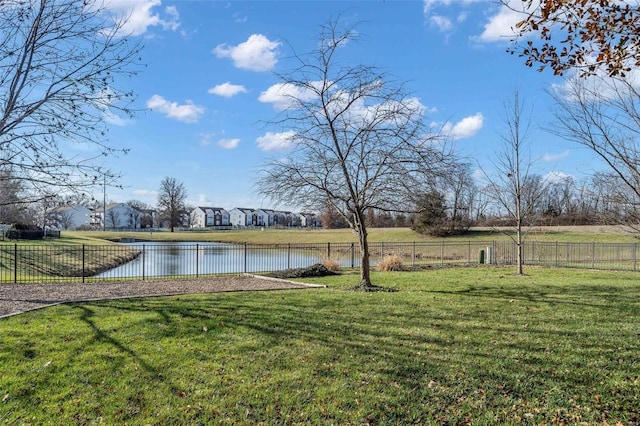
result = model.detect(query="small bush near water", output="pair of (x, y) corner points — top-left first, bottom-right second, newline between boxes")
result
(377, 254), (404, 271)
(321, 258), (341, 271)
(266, 263), (338, 279)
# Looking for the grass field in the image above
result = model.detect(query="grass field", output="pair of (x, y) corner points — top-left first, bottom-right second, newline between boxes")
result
(1, 267), (638, 424)
(68, 225), (640, 245)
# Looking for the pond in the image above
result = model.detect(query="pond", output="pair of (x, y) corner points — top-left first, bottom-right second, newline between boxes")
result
(94, 241), (329, 279)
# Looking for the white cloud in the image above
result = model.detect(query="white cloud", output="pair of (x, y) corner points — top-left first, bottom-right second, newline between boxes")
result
(543, 171), (573, 184)
(442, 112), (484, 139)
(423, 0), (487, 37)
(552, 66), (640, 103)
(423, 0), (452, 14)
(430, 15), (453, 32)
(199, 133), (213, 146)
(103, 0), (180, 36)
(258, 82), (319, 111)
(193, 193), (215, 206)
(133, 189), (157, 197)
(256, 131), (296, 151)
(103, 112), (130, 126)
(218, 138), (241, 149)
(542, 150), (570, 162)
(474, 1), (538, 43)
(214, 34), (280, 72)
(208, 82), (248, 98)
(475, 7), (521, 42)
(146, 95), (205, 123)
(95, 88), (131, 126)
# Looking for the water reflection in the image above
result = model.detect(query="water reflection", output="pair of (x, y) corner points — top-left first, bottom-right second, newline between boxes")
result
(94, 241), (325, 279)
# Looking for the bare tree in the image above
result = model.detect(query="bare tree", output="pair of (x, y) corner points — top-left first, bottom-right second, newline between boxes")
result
(257, 20), (448, 290)
(550, 76), (640, 228)
(105, 208), (120, 229)
(157, 177), (187, 232)
(127, 199), (151, 228)
(127, 200), (155, 228)
(58, 210), (75, 230)
(483, 89), (548, 275)
(183, 204), (195, 228)
(446, 162), (475, 233)
(0, 0), (141, 203)
(0, 166), (29, 223)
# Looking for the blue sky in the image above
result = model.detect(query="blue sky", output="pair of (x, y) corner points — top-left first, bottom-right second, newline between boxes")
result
(97, 0), (601, 211)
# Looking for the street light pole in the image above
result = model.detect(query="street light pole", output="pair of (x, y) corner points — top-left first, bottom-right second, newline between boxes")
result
(103, 175), (106, 232)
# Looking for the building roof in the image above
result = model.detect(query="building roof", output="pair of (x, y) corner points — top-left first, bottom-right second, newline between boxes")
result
(196, 206), (227, 213)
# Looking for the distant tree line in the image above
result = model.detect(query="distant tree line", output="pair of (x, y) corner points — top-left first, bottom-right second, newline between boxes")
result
(317, 169), (639, 235)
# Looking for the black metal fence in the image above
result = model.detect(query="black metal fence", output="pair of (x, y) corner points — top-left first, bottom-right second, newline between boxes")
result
(2, 240), (640, 284)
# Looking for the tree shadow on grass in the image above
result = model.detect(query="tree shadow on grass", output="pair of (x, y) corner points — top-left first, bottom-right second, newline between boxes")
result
(55, 286), (640, 424)
(428, 282), (640, 312)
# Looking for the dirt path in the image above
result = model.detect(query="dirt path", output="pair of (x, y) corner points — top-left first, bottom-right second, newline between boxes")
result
(0, 275), (321, 319)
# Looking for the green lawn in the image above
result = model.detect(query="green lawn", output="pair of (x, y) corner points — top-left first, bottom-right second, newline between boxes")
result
(1, 267), (638, 424)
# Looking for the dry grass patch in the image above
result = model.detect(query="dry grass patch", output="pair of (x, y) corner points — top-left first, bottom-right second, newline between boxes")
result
(377, 254), (404, 271)
(321, 258), (341, 271)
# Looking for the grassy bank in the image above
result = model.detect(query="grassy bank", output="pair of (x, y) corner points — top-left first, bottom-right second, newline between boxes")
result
(0, 235), (139, 281)
(1, 267), (638, 424)
(69, 225), (640, 245)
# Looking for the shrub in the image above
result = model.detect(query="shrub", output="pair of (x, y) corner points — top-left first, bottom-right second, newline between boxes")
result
(377, 255), (404, 272)
(267, 263), (338, 279)
(321, 258), (340, 271)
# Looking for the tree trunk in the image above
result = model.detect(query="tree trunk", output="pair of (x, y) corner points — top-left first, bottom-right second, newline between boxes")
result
(516, 223), (524, 275)
(354, 209), (374, 290)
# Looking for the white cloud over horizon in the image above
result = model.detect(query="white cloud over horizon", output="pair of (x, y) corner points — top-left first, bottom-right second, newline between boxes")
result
(258, 82), (320, 111)
(543, 170), (573, 184)
(441, 112), (484, 139)
(218, 138), (241, 149)
(146, 94), (205, 123)
(214, 34), (280, 72)
(256, 131), (296, 151)
(208, 82), (248, 97)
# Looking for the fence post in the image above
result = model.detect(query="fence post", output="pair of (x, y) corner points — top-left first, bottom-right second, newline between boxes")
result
(555, 241), (559, 267)
(14, 244), (17, 284)
(244, 242), (248, 273)
(413, 241), (416, 267)
(441, 241), (444, 265)
(82, 245), (86, 283)
(287, 243), (291, 269)
(592, 241), (596, 269)
(196, 244), (199, 278)
(327, 242), (331, 260)
(493, 240), (497, 265)
(351, 242), (355, 268)
(142, 245), (146, 281)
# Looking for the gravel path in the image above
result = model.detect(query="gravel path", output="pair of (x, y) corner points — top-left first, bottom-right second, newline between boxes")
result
(0, 275), (321, 319)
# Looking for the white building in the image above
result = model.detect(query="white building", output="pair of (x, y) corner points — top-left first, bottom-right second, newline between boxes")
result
(254, 209), (275, 227)
(190, 207), (230, 228)
(46, 205), (92, 230)
(300, 212), (321, 227)
(228, 208), (255, 227)
(93, 203), (141, 229)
